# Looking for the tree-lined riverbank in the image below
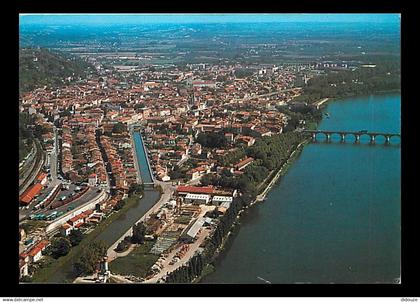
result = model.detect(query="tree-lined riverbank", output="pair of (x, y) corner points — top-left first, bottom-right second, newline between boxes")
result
(201, 93), (401, 284)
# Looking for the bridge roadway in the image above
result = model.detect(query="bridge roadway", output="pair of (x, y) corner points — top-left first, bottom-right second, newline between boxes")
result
(304, 130), (401, 144)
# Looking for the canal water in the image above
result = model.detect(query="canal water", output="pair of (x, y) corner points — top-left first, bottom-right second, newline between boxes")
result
(46, 132), (159, 283)
(133, 131), (153, 183)
(201, 93), (401, 284)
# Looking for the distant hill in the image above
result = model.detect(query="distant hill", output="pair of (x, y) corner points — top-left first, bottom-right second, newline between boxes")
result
(19, 48), (95, 94)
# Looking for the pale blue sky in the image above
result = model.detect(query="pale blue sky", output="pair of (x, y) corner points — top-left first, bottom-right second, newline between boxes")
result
(20, 13), (400, 25)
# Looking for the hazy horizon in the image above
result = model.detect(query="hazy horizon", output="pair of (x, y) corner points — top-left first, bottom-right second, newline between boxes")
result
(20, 13), (400, 26)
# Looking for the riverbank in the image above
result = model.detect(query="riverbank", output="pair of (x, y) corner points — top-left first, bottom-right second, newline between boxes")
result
(196, 135), (311, 283)
(254, 138), (310, 203)
(200, 92), (401, 284)
(106, 185), (172, 262)
(310, 89), (401, 109)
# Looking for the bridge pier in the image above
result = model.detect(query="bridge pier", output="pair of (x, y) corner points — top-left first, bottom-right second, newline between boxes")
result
(340, 133), (345, 142)
(355, 134), (360, 143)
(385, 135), (390, 144)
(370, 135), (376, 144)
(312, 133), (316, 141)
(325, 133), (331, 142)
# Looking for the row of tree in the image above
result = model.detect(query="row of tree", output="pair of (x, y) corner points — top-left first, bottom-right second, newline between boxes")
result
(165, 254), (205, 283)
(294, 59), (400, 104)
(165, 194), (252, 283)
(216, 148), (246, 167)
(201, 132), (307, 196)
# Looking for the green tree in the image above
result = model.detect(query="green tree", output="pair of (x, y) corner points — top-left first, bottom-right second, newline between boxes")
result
(196, 132), (228, 148)
(129, 183), (144, 196)
(69, 229), (84, 247)
(115, 236), (132, 252)
(113, 199), (126, 211)
(131, 222), (146, 244)
(73, 241), (108, 276)
(50, 237), (72, 259)
(112, 122), (127, 134)
(200, 173), (218, 186)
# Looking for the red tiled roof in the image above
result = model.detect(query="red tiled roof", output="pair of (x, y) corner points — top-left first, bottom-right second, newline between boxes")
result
(20, 183), (44, 204)
(74, 222), (84, 229)
(83, 209), (94, 216)
(234, 157), (254, 169)
(36, 172), (48, 182)
(177, 185), (214, 195)
(62, 223), (72, 230)
(27, 240), (49, 257)
(69, 213), (84, 223)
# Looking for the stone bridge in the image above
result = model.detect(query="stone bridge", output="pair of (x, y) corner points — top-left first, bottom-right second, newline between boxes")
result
(304, 130), (401, 144)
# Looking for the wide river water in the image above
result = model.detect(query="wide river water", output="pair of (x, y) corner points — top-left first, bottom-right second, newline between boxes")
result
(202, 93), (401, 284)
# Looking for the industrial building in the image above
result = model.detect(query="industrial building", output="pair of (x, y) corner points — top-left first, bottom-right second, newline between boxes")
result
(181, 217), (206, 243)
(176, 185), (215, 196)
(184, 193), (211, 204)
(20, 183), (44, 205)
(212, 195), (233, 206)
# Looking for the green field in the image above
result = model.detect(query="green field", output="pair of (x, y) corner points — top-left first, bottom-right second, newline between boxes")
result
(109, 241), (158, 278)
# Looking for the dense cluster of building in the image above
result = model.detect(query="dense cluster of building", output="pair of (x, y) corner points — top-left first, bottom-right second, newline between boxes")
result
(19, 60), (316, 282)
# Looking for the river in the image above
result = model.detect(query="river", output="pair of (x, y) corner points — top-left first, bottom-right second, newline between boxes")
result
(201, 93), (401, 284)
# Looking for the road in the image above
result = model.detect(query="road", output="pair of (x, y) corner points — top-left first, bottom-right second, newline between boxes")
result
(144, 227), (211, 283)
(43, 187), (102, 216)
(50, 126), (59, 183)
(73, 273), (133, 284)
(142, 205), (214, 283)
(107, 182), (176, 262)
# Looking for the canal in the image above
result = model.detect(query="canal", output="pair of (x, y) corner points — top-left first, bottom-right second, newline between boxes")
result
(201, 93), (401, 284)
(133, 131), (153, 184)
(46, 131), (160, 283)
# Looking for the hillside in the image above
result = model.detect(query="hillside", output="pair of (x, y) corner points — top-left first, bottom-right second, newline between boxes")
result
(19, 48), (95, 94)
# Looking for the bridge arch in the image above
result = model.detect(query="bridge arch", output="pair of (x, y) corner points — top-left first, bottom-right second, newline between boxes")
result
(304, 130), (400, 145)
(328, 132), (343, 141)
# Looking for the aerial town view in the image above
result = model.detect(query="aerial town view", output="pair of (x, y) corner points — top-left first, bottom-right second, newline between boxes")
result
(18, 14), (401, 284)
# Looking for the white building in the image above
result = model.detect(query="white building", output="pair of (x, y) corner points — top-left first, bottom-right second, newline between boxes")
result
(88, 173), (98, 186)
(212, 195), (233, 206)
(184, 193), (211, 204)
(60, 223), (73, 236)
(182, 217), (206, 242)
